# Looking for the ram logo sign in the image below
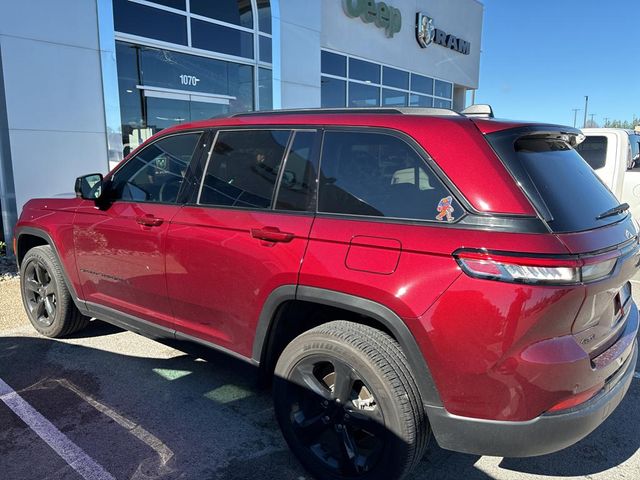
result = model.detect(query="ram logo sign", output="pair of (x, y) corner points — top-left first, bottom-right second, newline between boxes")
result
(416, 12), (471, 55)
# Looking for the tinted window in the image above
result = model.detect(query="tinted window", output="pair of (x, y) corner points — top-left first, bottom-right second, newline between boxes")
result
(259, 35), (272, 63)
(435, 80), (452, 99)
(110, 133), (202, 203)
(629, 135), (640, 170)
(433, 98), (452, 109)
(349, 83), (380, 107)
(321, 77), (346, 108)
(382, 89), (408, 107)
(191, 19), (254, 58)
(258, 68), (273, 110)
(349, 58), (380, 83)
(276, 132), (318, 211)
(190, 0), (253, 28)
(411, 74), (433, 95)
(319, 131), (461, 222)
(575, 136), (607, 170)
(257, 0), (272, 33)
(147, 0), (185, 9)
(409, 94), (433, 107)
(321, 51), (347, 77)
(383, 67), (409, 90)
(488, 133), (623, 232)
(113, 0), (187, 45)
(199, 130), (291, 208)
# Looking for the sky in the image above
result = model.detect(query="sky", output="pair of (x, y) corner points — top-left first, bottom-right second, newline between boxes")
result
(474, 0), (640, 127)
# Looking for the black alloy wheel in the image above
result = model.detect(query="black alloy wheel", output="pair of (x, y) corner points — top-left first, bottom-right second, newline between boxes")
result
(23, 259), (57, 327)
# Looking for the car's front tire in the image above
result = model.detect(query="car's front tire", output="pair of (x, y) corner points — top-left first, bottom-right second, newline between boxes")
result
(273, 320), (429, 480)
(20, 245), (89, 337)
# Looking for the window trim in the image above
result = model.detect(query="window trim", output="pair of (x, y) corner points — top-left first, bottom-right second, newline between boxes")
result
(107, 129), (206, 206)
(315, 126), (469, 225)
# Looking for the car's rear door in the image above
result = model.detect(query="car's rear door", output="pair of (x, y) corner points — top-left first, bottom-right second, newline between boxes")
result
(73, 130), (207, 328)
(165, 127), (320, 357)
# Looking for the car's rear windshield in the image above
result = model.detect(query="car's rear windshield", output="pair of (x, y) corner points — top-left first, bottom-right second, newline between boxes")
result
(487, 131), (625, 233)
(575, 135), (607, 170)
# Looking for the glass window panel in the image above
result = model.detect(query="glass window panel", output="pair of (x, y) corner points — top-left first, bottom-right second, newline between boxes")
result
(382, 89), (408, 107)
(435, 80), (453, 99)
(276, 131), (318, 211)
(411, 74), (433, 95)
(318, 131), (459, 221)
(349, 58), (380, 83)
(321, 77), (346, 108)
(233, 65), (254, 112)
(147, 0), (185, 9)
(191, 19), (254, 59)
(113, 0), (187, 45)
(257, 0), (272, 33)
(116, 42), (145, 156)
(145, 97), (190, 132)
(190, 100), (228, 122)
(382, 67), (409, 90)
(190, 0), (253, 28)
(349, 83), (380, 107)
(409, 94), (433, 107)
(321, 51), (347, 77)
(433, 98), (452, 109)
(258, 68), (273, 111)
(200, 130), (291, 209)
(111, 133), (201, 204)
(138, 47), (253, 102)
(259, 35), (272, 63)
(575, 136), (608, 170)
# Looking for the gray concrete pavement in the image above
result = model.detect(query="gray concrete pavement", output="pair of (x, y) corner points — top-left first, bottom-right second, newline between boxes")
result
(1, 277), (639, 480)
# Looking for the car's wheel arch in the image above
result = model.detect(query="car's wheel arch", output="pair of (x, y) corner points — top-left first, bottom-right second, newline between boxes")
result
(253, 284), (443, 408)
(15, 227), (85, 311)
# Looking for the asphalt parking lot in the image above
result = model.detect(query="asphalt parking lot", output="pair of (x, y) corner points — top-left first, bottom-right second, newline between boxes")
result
(1, 276), (640, 480)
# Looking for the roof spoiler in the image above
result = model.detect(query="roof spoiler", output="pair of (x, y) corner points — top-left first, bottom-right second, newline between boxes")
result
(461, 104), (495, 118)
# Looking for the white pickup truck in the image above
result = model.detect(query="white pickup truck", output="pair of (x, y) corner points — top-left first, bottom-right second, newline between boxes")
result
(576, 128), (640, 220)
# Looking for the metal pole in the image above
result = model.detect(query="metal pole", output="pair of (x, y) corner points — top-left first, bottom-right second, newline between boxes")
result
(583, 96), (589, 128)
(572, 108), (580, 128)
(589, 114), (596, 127)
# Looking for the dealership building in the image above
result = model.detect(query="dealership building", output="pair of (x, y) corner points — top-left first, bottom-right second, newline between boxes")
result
(0, 0), (483, 244)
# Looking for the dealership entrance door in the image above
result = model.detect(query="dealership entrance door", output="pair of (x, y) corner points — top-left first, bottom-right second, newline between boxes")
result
(123, 86), (234, 155)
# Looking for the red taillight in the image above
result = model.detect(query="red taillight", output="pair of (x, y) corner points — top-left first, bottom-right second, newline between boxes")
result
(547, 383), (603, 412)
(454, 249), (617, 285)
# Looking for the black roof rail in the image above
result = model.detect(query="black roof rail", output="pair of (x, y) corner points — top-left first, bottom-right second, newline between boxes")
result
(230, 107), (461, 118)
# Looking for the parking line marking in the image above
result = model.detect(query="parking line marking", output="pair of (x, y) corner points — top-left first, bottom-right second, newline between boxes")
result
(0, 377), (116, 480)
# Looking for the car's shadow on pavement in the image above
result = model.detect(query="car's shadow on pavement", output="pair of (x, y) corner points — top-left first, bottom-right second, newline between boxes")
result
(0, 321), (638, 480)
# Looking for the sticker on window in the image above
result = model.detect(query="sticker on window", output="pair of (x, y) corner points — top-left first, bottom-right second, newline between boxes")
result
(436, 196), (455, 222)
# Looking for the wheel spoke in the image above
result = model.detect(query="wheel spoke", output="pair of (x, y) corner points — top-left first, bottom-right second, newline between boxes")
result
(34, 298), (45, 318)
(345, 407), (386, 437)
(24, 278), (40, 293)
(44, 297), (55, 317)
(293, 410), (330, 445)
(34, 263), (46, 284)
(337, 426), (362, 475)
(44, 282), (55, 296)
(331, 362), (354, 403)
(290, 363), (332, 401)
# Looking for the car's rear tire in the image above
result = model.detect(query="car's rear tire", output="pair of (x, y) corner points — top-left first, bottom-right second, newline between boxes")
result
(273, 320), (429, 480)
(20, 245), (89, 338)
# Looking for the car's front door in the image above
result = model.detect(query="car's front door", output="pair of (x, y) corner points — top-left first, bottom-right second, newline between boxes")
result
(164, 128), (320, 357)
(73, 131), (206, 328)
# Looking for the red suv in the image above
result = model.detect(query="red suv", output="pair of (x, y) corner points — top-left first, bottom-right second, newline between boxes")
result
(15, 108), (639, 480)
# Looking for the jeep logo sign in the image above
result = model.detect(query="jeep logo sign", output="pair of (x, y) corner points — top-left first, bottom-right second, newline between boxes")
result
(342, 0), (402, 38)
(416, 12), (470, 55)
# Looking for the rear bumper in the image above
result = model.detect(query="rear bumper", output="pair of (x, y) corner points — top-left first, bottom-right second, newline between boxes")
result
(427, 335), (638, 457)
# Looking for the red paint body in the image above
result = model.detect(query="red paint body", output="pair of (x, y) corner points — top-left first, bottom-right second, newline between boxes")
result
(15, 113), (639, 425)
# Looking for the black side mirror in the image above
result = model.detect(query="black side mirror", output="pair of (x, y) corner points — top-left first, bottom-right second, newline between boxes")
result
(74, 173), (103, 200)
